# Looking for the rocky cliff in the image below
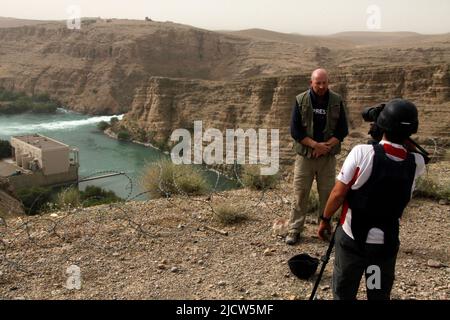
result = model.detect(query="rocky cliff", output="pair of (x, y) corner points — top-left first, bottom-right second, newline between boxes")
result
(0, 20), (334, 114)
(1, 19), (448, 112)
(0, 19), (449, 164)
(122, 63), (449, 164)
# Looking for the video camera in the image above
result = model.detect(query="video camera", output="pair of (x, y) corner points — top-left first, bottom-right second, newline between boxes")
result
(362, 103), (430, 164)
(362, 103), (386, 142)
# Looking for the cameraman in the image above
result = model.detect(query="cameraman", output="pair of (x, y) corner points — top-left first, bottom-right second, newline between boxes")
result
(317, 99), (426, 300)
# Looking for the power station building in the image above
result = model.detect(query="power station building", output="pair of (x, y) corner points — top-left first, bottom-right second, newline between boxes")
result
(0, 134), (79, 190)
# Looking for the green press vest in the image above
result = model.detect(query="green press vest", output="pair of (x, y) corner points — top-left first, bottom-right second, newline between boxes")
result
(294, 89), (343, 158)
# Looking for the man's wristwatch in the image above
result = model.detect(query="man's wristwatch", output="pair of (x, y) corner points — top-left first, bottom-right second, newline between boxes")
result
(320, 214), (331, 223)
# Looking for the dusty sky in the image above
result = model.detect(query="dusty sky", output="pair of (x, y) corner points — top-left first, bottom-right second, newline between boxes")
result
(1, 0), (449, 35)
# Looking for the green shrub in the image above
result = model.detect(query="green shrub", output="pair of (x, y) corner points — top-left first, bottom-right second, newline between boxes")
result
(146, 131), (156, 141)
(117, 130), (131, 141)
(97, 121), (110, 131)
(15, 96), (33, 108)
(0, 88), (24, 101)
(17, 185), (122, 215)
(141, 159), (208, 198)
(0, 90), (59, 114)
(110, 117), (119, 125)
(0, 103), (13, 114)
(136, 128), (148, 142)
(241, 165), (280, 190)
(56, 187), (81, 209)
(31, 101), (58, 113)
(6, 97), (31, 113)
(17, 187), (53, 215)
(80, 185), (122, 207)
(213, 203), (248, 225)
(153, 138), (171, 151)
(32, 93), (51, 103)
(0, 102), (29, 114)
(0, 140), (12, 159)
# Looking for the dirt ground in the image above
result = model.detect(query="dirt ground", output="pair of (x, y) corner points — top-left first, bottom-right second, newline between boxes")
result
(0, 181), (448, 300)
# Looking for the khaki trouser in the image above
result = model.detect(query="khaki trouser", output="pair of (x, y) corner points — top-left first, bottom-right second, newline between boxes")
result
(289, 154), (336, 233)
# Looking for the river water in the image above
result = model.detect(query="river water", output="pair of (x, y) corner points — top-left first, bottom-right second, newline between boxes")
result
(0, 109), (236, 200)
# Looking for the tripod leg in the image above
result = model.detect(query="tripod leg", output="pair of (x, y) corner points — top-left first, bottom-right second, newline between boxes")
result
(309, 223), (339, 300)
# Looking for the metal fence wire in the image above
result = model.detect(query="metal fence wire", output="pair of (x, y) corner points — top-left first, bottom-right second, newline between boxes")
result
(0, 164), (292, 280)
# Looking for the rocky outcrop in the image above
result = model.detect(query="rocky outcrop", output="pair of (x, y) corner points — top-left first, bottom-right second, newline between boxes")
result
(335, 64), (450, 127)
(122, 75), (306, 164)
(121, 62), (449, 164)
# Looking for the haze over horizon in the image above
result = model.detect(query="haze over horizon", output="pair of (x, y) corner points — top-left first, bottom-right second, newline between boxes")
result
(1, 0), (449, 35)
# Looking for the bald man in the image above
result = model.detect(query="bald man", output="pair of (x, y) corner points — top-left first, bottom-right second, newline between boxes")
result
(286, 68), (348, 245)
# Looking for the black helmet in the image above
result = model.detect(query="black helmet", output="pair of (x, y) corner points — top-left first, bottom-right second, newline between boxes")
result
(288, 254), (319, 279)
(377, 99), (418, 137)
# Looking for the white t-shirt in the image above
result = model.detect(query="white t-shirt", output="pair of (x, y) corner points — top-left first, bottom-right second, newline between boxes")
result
(337, 140), (426, 244)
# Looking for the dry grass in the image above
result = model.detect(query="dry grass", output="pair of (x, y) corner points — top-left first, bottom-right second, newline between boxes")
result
(56, 187), (81, 209)
(240, 165), (280, 191)
(213, 203), (248, 225)
(140, 159), (208, 199)
(414, 175), (450, 202)
(307, 188), (319, 215)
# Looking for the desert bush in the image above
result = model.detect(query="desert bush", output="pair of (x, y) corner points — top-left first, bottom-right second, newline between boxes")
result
(97, 121), (110, 131)
(414, 176), (450, 202)
(0, 103), (16, 114)
(240, 165), (280, 190)
(153, 138), (171, 152)
(117, 130), (131, 141)
(146, 131), (156, 142)
(17, 185), (121, 215)
(304, 187), (340, 222)
(32, 93), (51, 102)
(0, 89), (59, 114)
(56, 187), (81, 209)
(213, 203), (248, 225)
(136, 128), (148, 142)
(5, 96), (32, 113)
(141, 159), (208, 198)
(306, 188), (319, 214)
(0, 88), (24, 101)
(80, 185), (122, 207)
(17, 187), (53, 215)
(110, 117), (119, 125)
(31, 101), (58, 113)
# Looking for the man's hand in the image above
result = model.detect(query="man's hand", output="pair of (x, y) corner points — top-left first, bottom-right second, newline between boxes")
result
(312, 142), (331, 158)
(318, 220), (332, 241)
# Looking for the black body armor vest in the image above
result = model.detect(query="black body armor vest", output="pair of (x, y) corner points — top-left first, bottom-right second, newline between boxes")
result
(347, 144), (416, 249)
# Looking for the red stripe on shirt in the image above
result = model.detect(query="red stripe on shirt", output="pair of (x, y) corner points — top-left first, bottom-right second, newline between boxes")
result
(383, 143), (407, 160)
(340, 201), (349, 225)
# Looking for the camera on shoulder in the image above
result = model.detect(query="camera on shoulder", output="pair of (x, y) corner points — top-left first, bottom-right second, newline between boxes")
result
(360, 102), (430, 163)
